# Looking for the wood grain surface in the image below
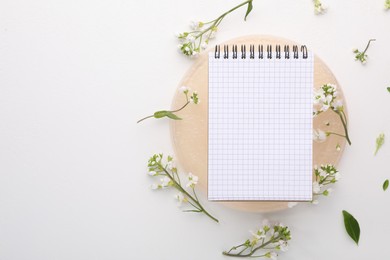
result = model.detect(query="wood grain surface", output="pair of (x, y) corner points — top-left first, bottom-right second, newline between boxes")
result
(170, 35), (347, 212)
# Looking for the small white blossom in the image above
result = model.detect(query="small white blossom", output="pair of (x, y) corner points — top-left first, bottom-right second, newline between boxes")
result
(148, 171), (157, 176)
(160, 176), (171, 187)
(333, 100), (343, 111)
(313, 129), (327, 142)
(186, 172), (199, 187)
(313, 181), (321, 193)
(278, 240), (288, 252)
(179, 86), (190, 94)
(312, 199), (319, 205)
(334, 172), (341, 181)
(265, 251), (278, 260)
(201, 42), (208, 49)
(190, 20), (203, 30)
(175, 192), (187, 206)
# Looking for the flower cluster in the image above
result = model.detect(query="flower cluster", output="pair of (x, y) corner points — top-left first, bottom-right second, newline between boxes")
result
(313, 84), (351, 145)
(223, 220), (291, 259)
(353, 39), (376, 64)
(176, 23), (217, 57)
(312, 164), (340, 204)
(137, 86), (199, 123)
(313, 0), (327, 14)
(176, 0), (253, 57)
(147, 153), (218, 222)
(385, 0), (390, 9)
(313, 83), (342, 116)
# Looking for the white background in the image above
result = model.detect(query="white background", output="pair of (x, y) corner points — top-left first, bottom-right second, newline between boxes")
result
(1, 0), (390, 259)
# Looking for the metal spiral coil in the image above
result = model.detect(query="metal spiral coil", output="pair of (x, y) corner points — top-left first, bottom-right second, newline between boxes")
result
(214, 44), (308, 59)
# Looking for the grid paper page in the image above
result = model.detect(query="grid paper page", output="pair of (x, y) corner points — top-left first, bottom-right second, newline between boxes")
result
(208, 51), (313, 201)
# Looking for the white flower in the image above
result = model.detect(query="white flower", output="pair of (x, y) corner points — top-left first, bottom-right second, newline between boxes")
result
(148, 171), (157, 176)
(175, 192), (187, 206)
(278, 240), (288, 252)
(313, 129), (327, 142)
(151, 183), (159, 190)
(334, 172), (341, 181)
(288, 202), (298, 208)
(186, 172), (199, 187)
(190, 20), (203, 30)
(186, 35), (196, 43)
(160, 176), (171, 187)
(313, 181), (321, 193)
(179, 86), (189, 94)
(312, 199), (319, 205)
(265, 251), (278, 260)
(333, 100), (343, 111)
(318, 169), (328, 178)
(201, 42), (208, 50)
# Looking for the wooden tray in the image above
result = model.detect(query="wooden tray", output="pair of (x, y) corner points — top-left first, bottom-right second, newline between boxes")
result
(170, 35), (347, 212)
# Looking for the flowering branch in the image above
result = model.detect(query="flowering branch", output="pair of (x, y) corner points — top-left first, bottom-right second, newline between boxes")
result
(137, 86), (199, 123)
(312, 164), (340, 204)
(353, 39), (376, 64)
(147, 153), (219, 223)
(223, 220), (291, 259)
(176, 0), (253, 57)
(313, 83), (351, 145)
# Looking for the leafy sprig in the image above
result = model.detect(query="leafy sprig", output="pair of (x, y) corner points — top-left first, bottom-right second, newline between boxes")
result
(223, 220), (291, 259)
(312, 164), (340, 204)
(176, 0), (253, 57)
(353, 39), (376, 64)
(386, 0), (390, 9)
(137, 86), (199, 123)
(147, 153), (218, 223)
(374, 133), (385, 155)
(313, 84), (351, 145)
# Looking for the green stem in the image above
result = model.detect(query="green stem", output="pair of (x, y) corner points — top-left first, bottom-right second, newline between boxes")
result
(223, 236), (281, 257)
(326, 132), (347, 138)
(157, 163), (219, 223)
(136, 115), (154, 123)
(196, 0), (252, 39)
(335, 111), (351, 145)
(362, 39), (376, 55)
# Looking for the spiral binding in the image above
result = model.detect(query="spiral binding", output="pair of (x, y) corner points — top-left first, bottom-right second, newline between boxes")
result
(214, 44), (308, 59)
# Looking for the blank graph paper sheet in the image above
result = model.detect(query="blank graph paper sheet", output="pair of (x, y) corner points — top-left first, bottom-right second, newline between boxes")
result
(208, 50), (313, 201)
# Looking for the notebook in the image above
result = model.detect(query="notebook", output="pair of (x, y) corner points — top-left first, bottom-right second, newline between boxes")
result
(208, 44), (313, 201)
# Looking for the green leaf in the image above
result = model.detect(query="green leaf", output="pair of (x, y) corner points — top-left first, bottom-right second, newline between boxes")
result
(153, 110), (169, 118)
(387, 87), (390, 93)
(383, 179), (389, 191)
(153, 111), (182, 120)
(342, 210), (360, 245)
(166, 112), (182, 120)
(244, 0), (253, 21)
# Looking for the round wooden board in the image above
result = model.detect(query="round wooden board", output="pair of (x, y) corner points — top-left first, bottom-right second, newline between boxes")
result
(170, 35), (347, 212)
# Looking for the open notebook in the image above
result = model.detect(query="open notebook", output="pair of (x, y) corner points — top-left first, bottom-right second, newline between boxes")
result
(208, 44), (313, 201)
